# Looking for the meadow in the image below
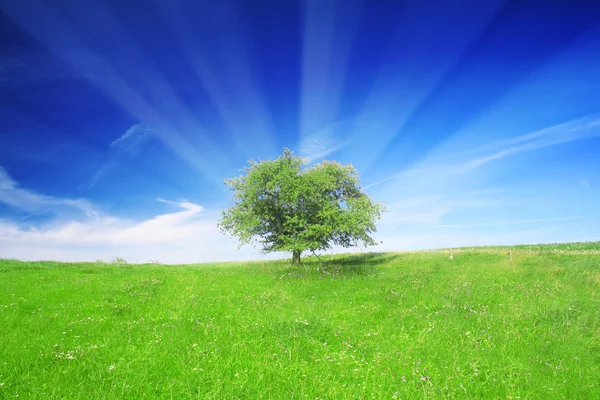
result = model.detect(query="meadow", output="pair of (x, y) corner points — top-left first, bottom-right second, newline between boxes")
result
(1, 242), (599, 399)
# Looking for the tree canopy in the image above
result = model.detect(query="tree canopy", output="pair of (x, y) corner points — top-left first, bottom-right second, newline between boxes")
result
(218, 149), (385, 263)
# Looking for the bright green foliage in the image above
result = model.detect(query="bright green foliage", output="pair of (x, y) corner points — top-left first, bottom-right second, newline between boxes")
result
(218, 149), (385, 263)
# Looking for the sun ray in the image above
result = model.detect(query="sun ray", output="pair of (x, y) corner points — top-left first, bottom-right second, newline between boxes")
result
(298, 0), (363, 158)
(340, 0), (506, 173)
(1, 0), (233, 189)
(154, 0), (277, 159)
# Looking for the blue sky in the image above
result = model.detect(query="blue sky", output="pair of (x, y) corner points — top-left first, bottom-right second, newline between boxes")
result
(1, 0), (599, 263)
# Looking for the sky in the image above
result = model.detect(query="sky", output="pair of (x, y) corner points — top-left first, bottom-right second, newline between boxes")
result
(1, 0), (599, 263)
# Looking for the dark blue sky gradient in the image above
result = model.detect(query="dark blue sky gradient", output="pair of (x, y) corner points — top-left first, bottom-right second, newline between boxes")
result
(0, 0), (599, 262)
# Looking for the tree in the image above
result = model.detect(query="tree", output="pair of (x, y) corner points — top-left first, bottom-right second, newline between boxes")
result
(218, 148), (385, 263)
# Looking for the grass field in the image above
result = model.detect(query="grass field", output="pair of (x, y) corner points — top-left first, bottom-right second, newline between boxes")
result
(1, 242), (599, 399)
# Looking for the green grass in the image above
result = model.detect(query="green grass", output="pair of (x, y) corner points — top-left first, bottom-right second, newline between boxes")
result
(1, 243), (599, 399)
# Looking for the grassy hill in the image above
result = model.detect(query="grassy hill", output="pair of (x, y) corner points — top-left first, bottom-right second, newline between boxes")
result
(1, 242), (599, 398)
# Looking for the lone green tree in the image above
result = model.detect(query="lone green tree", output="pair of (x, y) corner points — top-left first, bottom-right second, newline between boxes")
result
(218, 149), (385, 263)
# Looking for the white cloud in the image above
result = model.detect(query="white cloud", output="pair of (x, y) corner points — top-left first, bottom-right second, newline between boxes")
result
(0, 168), (275, 263)
(110, 123), (151, 155)
(0, 166), (96, 216)
(0, 199), (274, 264)
(366, 115), (600, 190)
(298, 120), (359, 161)
(0, 194), (594, 264)
(1, 163), (596, 264)
(378, 191), (498, 227)
(462, 115), (600, 171)
(379, 197), (453, 225)
(88, 124), (153, 188)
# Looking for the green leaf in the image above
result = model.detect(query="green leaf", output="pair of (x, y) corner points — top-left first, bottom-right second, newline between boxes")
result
(218, 148), (386, 263)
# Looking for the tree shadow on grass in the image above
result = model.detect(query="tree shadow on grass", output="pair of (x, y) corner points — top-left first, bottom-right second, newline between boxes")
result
(274, 252), (401, 281)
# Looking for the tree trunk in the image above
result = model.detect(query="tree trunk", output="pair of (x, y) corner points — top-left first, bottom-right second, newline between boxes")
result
(292, 249), (301, 264)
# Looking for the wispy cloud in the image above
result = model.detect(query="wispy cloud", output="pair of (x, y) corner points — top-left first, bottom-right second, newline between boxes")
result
(462, 115), (600, 171)
(0, 171), (268, 263)
(88, 124), (152, 188)
(365, 115), (600, 189)
(0, 197), (268, 264)
(0, 166), (96, 217)
(363, 174), (407, 190)
(0, 170), (596, 263)
(379, 191), (498, 227)
(110, 124), (151, 155)
(298, 121), (352, 161)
